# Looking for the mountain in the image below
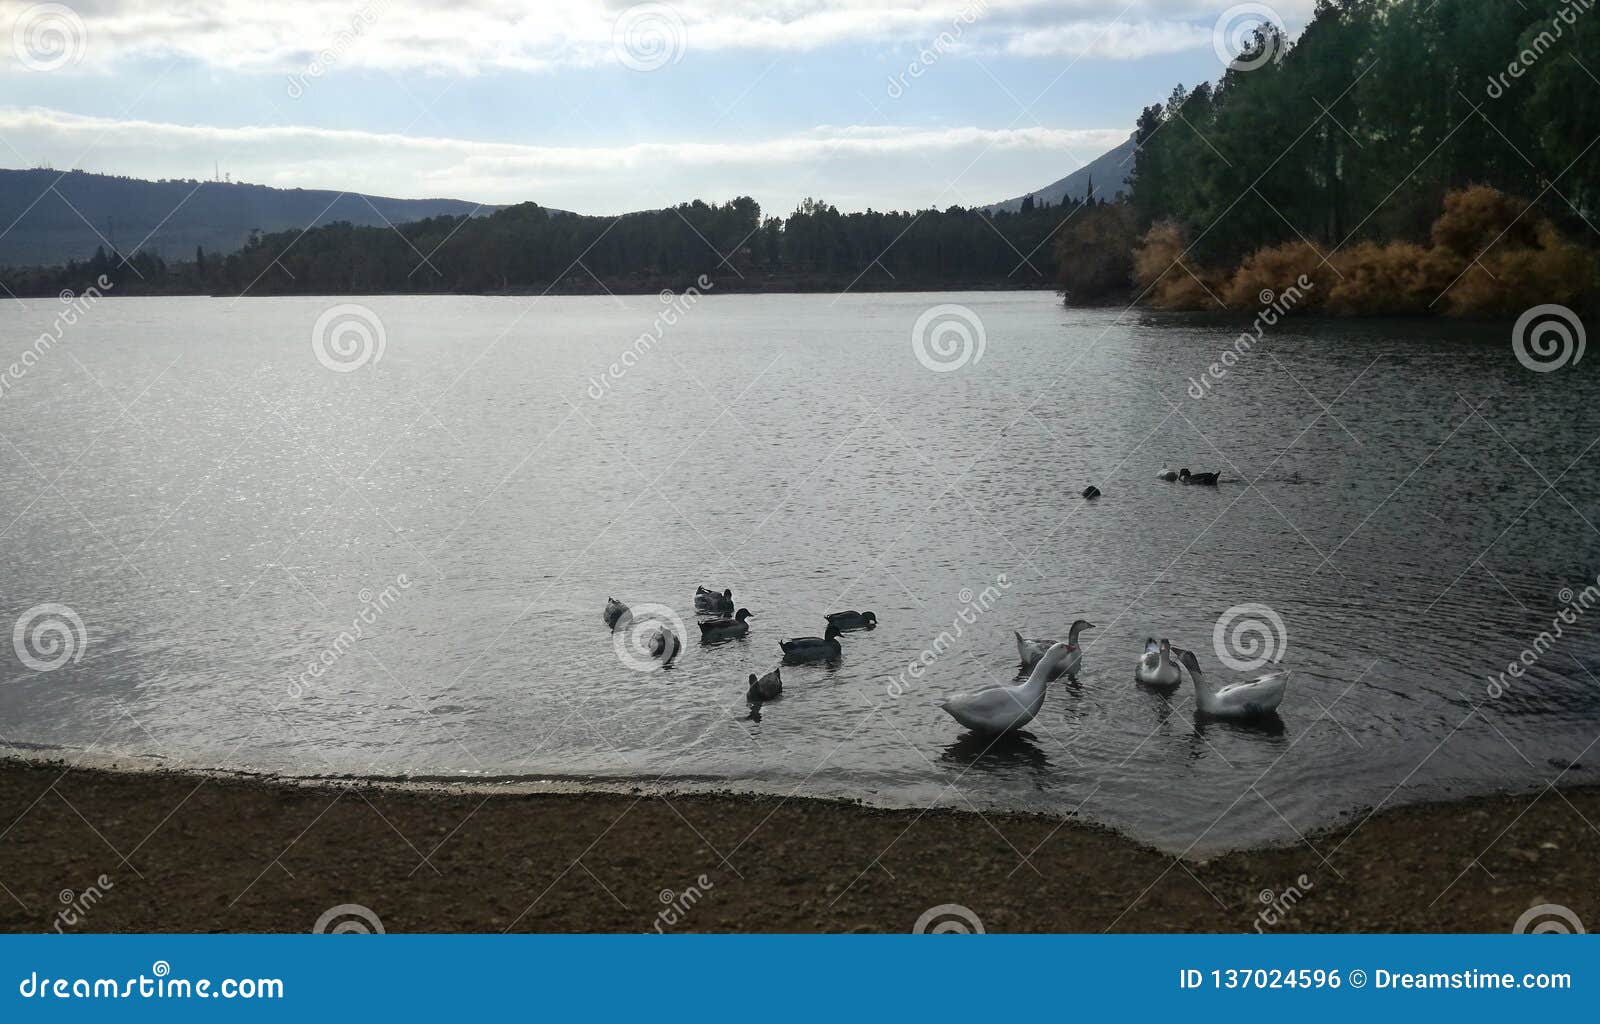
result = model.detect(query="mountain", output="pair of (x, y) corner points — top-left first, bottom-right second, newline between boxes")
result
(986, 135), (1137, 213)
(0, 169), (498, 268)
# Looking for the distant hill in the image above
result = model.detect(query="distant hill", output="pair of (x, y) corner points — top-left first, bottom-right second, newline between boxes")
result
(0, 169), (498, 268)
(986, 135), (1137, 213)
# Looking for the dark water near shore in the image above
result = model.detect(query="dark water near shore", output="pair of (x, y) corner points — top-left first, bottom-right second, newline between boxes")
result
(2, 291), (1598, 853)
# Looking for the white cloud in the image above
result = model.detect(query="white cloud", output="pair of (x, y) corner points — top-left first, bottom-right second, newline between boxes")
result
(0, 0), (1314, 75)
(0, 105), (1128, 213)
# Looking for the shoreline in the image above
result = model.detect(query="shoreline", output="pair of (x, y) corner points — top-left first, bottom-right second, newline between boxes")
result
(2, 756), (1595, 933)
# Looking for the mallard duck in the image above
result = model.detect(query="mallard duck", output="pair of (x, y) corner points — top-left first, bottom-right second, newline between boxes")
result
(695, 586), (734, 615)
(780, 622), (842, 663)
(746, 666), (782, 702)
(1174, 648), (1288, 717)
(1178, 468), (1220, 486)
(603, 597), (629, 630)
(699, 608), (754, 640)
(1135, 637), (1181, 688)
(938, 642), (1075, 734)
(1016, 619), (1093, 677)
(824, 610), (877, 631)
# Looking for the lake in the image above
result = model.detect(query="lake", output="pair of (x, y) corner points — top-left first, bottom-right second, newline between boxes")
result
(1, 290), (1596, 853)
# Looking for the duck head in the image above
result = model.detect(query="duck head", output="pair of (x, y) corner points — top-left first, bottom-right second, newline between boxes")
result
(1067, 619), (1096, 644)
(825, 622), (843, 641)
(1174, 647), (1203, 675)
(1178, 468), (1192, 480)
(734, 608), (754, 622)
(722, 588), (733, 600)
(861, 611), (877, 627)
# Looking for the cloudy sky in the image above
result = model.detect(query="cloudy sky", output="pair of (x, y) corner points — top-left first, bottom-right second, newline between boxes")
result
(0, 0), (1313, 215)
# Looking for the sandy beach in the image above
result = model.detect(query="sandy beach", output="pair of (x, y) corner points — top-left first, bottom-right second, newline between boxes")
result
(1, 757), (1594, 933)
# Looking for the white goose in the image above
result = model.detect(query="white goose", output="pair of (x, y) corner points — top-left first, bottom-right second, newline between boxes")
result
(1174, 648), (1288, 718)
(1015, 619), (1093, 678)
(1135, 637), (1181, 688)
(938, 642), (1075, 734)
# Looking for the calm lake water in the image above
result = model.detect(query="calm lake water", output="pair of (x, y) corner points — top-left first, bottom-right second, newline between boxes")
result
(2, 291), (1597, 853)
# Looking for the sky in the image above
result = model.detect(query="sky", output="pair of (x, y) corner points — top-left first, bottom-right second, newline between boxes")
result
(0, 0), (1315, 216)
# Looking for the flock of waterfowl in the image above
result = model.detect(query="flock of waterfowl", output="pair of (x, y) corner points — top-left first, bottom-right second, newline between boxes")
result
(1084, 467), (1219, 499)
(601, 582), (1292, 737)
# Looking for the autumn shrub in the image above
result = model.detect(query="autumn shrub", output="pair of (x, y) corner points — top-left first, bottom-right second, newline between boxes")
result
(1134, 221), (1224, 309)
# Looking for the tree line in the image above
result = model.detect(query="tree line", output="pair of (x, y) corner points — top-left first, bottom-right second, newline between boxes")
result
(1057, 0), (1599, 312)
(1, 193), (1104, 298)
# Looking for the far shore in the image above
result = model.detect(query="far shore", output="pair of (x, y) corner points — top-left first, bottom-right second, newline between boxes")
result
(1, 756), (1594, 933)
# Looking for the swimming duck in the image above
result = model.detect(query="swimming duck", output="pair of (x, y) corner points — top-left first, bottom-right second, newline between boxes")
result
(1016, 619), (1093, 677)
(644, 625), (682, 668)
(1082, 485), (1101, 499)
(938, 642), (1076, 735)
(699, 608), (754, 641)
(824, 610), (877, 631)
(603, 597), (629, 630)
(695, 586), (734, 615)
(1178, 469), (1220, 486)
(746, 666), (782, 702)
(1174, 648), (1288, 718)
(1135, 637), (1182, 688)
(780, 622), (843, 663)
(1157, 468), (1178, 482)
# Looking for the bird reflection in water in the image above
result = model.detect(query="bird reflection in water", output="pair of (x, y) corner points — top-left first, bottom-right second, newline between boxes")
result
(941, 729), (1053, 773)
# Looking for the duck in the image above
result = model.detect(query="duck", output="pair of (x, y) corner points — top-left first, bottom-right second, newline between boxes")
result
(1174, 647), (1288, 718)
(1135, 637), (1182, 688)
(1178, 468), (1220, 486)
(1082, 485), (1101, 499)
(699, 608), (754, 641)
(644, 624), (682, 668)
(780, 622), (843, 663)
(938, 642), (1076, 735)
(694, 586), (735, 615)
(603, 597), (629, 630)
(1015, 619), (1093, 678)
(824, 610), (877, 631)
(746, 666), (782, 702)
(1157, 468), (1178, 482)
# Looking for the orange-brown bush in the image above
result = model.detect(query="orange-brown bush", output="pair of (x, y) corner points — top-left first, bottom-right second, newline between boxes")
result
(1223, 242), (1331, 311)
(1134, 187), (1596, 316)
(1133, 221), (1225, 310)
